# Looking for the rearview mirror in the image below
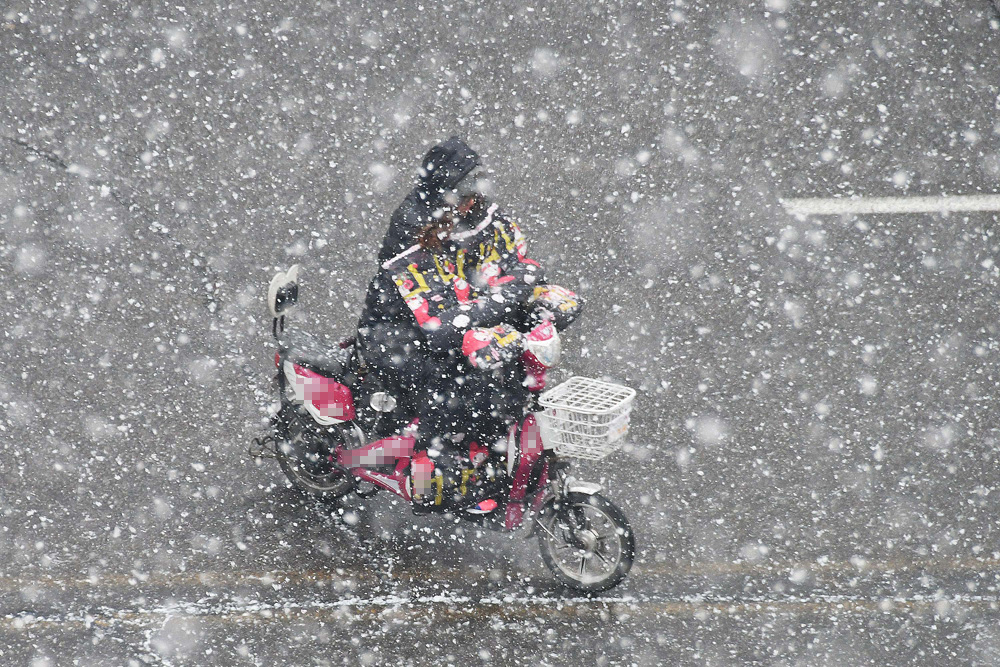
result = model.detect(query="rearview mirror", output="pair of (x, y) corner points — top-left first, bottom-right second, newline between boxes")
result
(267, 265), (300, 317)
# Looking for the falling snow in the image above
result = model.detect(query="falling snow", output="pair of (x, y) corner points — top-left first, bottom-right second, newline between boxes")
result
(2, 1), (1000, 665)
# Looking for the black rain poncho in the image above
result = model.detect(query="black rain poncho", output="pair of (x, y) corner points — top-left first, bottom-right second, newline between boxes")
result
(356, 137), (545, 455)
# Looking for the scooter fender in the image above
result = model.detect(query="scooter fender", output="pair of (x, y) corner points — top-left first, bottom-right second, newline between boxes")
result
(566, 481), (602, 495)
(545, 479), (603, 505)
(526, 479), (604, 537)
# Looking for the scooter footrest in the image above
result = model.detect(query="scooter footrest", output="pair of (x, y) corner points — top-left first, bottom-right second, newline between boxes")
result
(465, 499), (498, 515)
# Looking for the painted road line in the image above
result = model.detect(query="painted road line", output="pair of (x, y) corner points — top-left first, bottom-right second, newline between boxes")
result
(2, 556), (999, 593)
(781, 194), (1000, 216)
(3, 594), (999, 630)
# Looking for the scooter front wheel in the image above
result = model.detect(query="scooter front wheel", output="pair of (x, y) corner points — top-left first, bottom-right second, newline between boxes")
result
(275, 410), (355, 500)
(536, 492), (635, 593)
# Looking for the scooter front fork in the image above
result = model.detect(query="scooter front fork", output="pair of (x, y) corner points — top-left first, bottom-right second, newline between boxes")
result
(528, 459), (605, 536)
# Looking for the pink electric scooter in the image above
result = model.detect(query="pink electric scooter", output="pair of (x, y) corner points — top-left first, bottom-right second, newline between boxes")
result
(253, 266), (635, 592)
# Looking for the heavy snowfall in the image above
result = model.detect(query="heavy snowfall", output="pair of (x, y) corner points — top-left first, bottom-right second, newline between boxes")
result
(3, 1), (1000, 665)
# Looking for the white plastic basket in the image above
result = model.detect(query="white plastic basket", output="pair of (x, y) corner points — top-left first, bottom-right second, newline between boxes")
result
(537, 376), (636, 460)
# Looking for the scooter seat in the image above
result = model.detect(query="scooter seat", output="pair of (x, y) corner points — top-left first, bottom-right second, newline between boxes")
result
(279, 330), (354, 378)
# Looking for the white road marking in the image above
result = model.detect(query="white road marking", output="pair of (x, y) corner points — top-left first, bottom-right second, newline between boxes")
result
(4, 593), (999, 630)
(4, 558), (1000, 629)
(781, 194), (1000, 216)
(2, 555), (999, 592)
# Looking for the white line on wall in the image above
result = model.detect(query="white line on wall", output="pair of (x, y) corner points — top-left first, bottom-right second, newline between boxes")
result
(781, 194), (1000, 216)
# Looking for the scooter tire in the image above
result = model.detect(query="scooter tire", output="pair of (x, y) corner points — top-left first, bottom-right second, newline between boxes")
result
(274, 410), (355, 501)
(537, 492), (635, 593)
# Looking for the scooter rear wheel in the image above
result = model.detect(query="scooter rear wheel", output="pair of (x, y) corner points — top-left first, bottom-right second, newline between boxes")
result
(275, 410), (355, 500)
(537, 492), (635, 593)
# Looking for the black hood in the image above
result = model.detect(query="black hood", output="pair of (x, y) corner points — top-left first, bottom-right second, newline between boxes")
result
(418, 136), (480, 194)
(372, 137), (482, 265)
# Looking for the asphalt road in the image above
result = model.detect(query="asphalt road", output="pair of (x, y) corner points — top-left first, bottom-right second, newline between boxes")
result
(3, 1), (1000, 665)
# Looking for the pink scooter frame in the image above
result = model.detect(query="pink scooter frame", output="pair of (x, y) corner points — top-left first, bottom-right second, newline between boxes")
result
(334, 415), (551, 530)
(337, 432), (417, 502)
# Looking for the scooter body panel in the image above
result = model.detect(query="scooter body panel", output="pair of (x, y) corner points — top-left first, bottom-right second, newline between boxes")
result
(336, 434), (416, 501)
(337, 434), (415, 468)
(283, 361), (356, 424)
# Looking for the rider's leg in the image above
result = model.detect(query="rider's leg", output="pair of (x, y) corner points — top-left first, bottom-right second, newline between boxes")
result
(410, 358), (527, 509)
(411, 362), (500, 508)
(410, 360), (462, 507)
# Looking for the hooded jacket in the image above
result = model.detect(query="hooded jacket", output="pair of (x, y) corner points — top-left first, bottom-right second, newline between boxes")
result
(356, 137), (545, 397)
(375, 135), (481, 266)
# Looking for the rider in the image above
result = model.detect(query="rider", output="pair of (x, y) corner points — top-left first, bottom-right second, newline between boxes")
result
(357, 136), (578, 510)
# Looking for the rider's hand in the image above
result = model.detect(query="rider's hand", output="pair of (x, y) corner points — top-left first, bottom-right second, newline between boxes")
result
(462, 324), (523, 371)
(528, 284), (583, 330)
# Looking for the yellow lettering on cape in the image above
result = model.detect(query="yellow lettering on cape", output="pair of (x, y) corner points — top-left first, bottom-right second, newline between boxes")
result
(497, 225), (515, 252)
(478, 243), (501, 270)
(405, 264), (430, 295)
(433, 255), (455, 283)
(494, 331), (519, 347)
